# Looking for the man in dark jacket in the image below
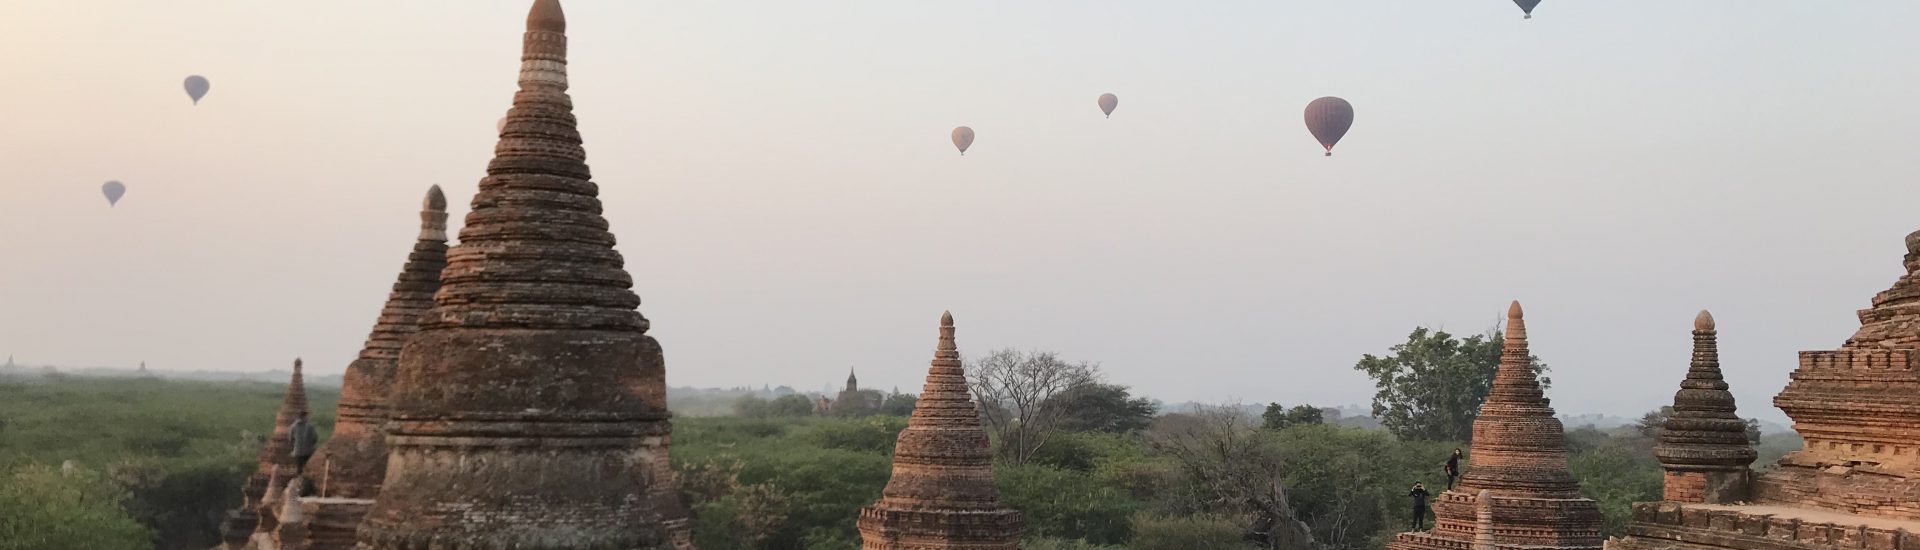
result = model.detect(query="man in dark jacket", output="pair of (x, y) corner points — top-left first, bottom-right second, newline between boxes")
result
(289, 411), (320, 477)
(1409, 482), (1431, 530)
(1445, 448), (1463, 490)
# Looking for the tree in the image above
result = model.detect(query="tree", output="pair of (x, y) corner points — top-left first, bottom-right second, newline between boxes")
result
(1353, 326), (1549, 442)
(879, 393), (918, 417)
(831, 389), (886, 417)
(0, 464), (152, 550)
(1052, 383), (1158, 433)
(1260, 404), (1324, 431)
(1636, 406), (1673, 438)
(1743, 418), (1762, 444)
(1146, 405), (1316, 550)
(967, 348), (1098, 465)
(767, 394), (818, 417)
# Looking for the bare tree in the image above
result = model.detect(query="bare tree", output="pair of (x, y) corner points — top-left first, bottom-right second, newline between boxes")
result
(1148, 404), (1317, 550)
(965, 348), (1097, 465)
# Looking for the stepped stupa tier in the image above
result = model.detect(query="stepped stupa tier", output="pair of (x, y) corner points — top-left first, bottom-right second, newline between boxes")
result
(1651, 310), (1755, 504)
(305, 185), (448, 501)
(353, 1), (676, 548)
(858, 311), (1024, 549)
(1387, 302), (1604, 550)
(220, 359), (310, 550)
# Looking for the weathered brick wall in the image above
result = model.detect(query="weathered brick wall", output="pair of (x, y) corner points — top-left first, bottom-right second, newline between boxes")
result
(1612, 502), (1920, 550)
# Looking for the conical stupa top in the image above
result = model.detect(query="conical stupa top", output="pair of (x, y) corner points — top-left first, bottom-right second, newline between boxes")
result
(876, 311), (1006, 508)
(1455, 301), (1581, 497)
(258, 359), (309, 469)
(424, 0), (645, 334)
(1655, 309), (1756, 470)
(305, 186), (451, 498)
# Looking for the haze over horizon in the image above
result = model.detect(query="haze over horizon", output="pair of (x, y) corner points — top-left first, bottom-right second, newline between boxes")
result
(5, 1), (1919, 423)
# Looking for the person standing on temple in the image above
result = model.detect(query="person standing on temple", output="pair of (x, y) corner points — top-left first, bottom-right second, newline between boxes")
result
(1444, 448), (1463, 490)
(289, 411), (320, 477)
(1408, 482), (1431, 530)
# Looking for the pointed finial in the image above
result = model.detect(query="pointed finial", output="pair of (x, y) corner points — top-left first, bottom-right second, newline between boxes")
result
(293, 358), (303, 373)
(528, 0), (566, 33)
(423, 184), (447, 212)
(1694, 309), (1715, 331)
(1508, 300), (1524, 320)
(941, 310), (954, 327)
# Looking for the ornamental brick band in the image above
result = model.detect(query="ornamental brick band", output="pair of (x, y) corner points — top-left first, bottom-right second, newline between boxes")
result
(858, 311), (1024, 550)
(1386, 302), (1605, 550)
(351, 1), (680, 548)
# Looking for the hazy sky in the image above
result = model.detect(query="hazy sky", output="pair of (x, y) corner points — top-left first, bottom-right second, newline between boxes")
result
(4, 1), (1919, 422)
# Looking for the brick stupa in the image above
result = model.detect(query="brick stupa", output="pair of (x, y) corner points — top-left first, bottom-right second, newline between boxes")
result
(858, 311), (1024, 550)
(1387, 302), (1604, 550)
(352, 1), (678, 548)
(1650, 310), (1756, 504)
(220, 359), (310, 550)
(242, 186), (450, 550)
(1611, 229), (1920, 550)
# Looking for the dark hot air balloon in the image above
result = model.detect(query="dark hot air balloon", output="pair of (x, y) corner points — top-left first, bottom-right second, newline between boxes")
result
(1514, 0), (1542, 19)
(952, 126), (975, 156)
(1098, 93), (1118, 118)
(102, 181), (126, 207)
(183, 75), (210, 105)
(1304, 97), (1354, 157)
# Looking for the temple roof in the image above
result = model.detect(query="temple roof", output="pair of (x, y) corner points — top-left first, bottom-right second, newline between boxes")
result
(1655, 309), (1756, 471)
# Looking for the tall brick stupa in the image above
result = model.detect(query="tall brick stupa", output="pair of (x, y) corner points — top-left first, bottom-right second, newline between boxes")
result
(1650, 310), (1756, 504)
(1387, 302), (1604, 550)
(352, 1), (677, 548)
(220, 359), (311, 550)
(857, 312), (1024, 550)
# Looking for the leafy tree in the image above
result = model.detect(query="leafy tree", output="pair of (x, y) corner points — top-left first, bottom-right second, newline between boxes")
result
(1260, 404), (1324, 431)
(768, 394), (818, 417)
(967, 348), (1098, 465)
(0, 464), (152, 550)
(1636, 406), (1672, 438)
(1743, 418), (1762, 444)
(1128, 513), (1259, 550)
(1353, 327), (1549, 442)
(995, 464), (1142, 544)
(831, 389), (886, 417)
(878, 392), (918, 417)
(1052, 383), (1157, 433)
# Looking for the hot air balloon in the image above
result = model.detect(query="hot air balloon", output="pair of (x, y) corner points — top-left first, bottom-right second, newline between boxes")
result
(1514, 0), (1541, 19)
(183, 75), (210, 105)
(952, 126), (975, 156)
(102, 181), (126, 207)
(1304, 97), (1354, 157)
(1098, 93), (1118, 118)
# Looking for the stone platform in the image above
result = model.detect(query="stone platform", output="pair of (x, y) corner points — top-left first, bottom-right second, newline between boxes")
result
(1610, 502), (1920, 550)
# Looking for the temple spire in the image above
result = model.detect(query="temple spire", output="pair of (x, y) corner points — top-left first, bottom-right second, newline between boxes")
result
(217, 358), (311, 550)
(303, 186), (451, 503)
(858, 311), (1023, 549)
(1654, 309), (1756, 503)
(355, 1), (678, 547)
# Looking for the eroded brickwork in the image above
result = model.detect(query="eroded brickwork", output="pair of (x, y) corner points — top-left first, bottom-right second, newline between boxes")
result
(220, 360), (310, 550)
(1612, 228), (1920, 550)
(857, 312), (1024, 550)
(350, 1), (679, 548)
(1387, 302), (1605, 550)
(1652, 311), (1755, 504)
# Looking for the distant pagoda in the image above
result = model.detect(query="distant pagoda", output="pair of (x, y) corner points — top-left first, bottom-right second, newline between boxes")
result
(1386, 302), (1603, 550)
(352, 1), (680, 548)
(858, 311), (1023, 549)
(219, 359), (309, 550)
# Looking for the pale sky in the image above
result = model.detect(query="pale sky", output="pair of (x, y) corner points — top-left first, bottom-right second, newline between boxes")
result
(4, 1), (1919, 422)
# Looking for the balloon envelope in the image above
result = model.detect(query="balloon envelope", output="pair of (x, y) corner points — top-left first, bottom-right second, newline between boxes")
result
(952, 126), (975, 155)
(1514, 0), (1541, 18)
(102, 181), (126, 206)
(1303, 97), (1355, 156)
(1098, 93), (1118, 117)
(183, 75), (210, 105)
